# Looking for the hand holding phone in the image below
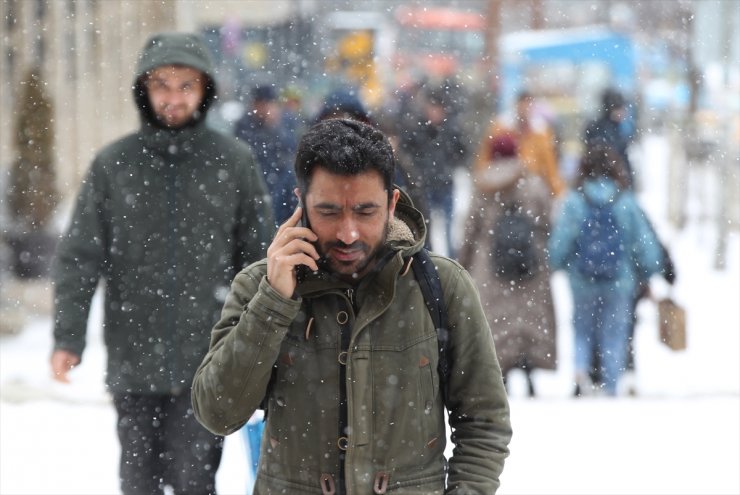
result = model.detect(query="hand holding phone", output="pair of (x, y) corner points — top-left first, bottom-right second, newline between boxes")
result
(266, 203), (319, 298)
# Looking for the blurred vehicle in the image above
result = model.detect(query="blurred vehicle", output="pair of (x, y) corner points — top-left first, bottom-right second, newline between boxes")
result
(199, 5), (488, 111)
(499, 26), (637, 179)
(392, 5), (486, 87)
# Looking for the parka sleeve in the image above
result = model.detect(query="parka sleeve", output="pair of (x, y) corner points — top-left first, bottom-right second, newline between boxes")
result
(52, 162), (108, 358)
(627, 195), (665, 279)
(191, 267), (301, 436)
(442, 261), (512, 494)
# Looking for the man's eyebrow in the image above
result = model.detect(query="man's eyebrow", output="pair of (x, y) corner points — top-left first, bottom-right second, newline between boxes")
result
(313, 202), (381, 211)
(313, 202), (341, 211)
(352, 202), (381, 211)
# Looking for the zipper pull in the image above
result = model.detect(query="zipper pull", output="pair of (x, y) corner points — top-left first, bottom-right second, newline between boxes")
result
(346, 288), (355, 307)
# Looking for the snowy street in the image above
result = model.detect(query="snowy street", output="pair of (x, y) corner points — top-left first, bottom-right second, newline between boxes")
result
(1, 133), (738, 494)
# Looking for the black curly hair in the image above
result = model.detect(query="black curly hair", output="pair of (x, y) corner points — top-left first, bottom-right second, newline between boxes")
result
(294, 118), (396, 200)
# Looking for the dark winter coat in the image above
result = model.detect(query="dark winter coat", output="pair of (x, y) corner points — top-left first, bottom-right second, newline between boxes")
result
(234, 111), (297, 224)
(192, 191), (512, 494)
(458, 158), (557, 373)
(52, 32), (274, 394)
(397, 113), (468, 192)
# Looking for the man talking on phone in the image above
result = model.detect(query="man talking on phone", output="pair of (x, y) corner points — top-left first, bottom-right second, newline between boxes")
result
(192, 118), (511, 494)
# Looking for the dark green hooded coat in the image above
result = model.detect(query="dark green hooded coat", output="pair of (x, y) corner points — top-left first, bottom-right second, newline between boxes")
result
(53, 32), (274, 394)
(192, 191), (512, 494)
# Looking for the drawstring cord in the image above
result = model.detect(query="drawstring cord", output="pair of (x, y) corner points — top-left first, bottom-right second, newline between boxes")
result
(401, 257), (413, 276)
(305, 316), (315, 340)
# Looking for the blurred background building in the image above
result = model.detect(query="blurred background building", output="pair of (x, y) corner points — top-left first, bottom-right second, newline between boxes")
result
(2, 0), (737, 200)
(0, 0), (738, 323)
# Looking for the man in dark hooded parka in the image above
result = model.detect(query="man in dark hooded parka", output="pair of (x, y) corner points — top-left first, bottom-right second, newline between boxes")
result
(51, 32), (273, 494)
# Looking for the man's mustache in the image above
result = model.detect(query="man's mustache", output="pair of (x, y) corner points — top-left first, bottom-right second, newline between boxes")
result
(325, 240), (368, 251)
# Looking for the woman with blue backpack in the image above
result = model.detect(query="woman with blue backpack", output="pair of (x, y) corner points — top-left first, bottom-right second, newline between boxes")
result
(548, 145), (665, 397)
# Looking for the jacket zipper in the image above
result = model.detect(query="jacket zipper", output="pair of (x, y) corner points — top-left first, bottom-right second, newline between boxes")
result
(165, 161), (181, 391)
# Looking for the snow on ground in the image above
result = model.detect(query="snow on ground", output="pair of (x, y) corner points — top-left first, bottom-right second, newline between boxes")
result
(1, 133), (738, 494)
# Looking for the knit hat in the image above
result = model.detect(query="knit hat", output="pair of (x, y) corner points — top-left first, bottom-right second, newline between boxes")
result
(491, 133), (518, 159)
(315, 87), (371, 123)
(602, 88), (625, 111)
(252, 85), (277, 102)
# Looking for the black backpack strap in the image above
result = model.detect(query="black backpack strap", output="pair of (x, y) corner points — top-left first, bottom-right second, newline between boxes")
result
(411, 249), (450, 406)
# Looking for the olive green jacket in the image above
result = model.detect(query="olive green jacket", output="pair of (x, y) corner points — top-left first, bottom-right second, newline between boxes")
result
(53, 33), (273, 394)
(192, 192), (512, 494)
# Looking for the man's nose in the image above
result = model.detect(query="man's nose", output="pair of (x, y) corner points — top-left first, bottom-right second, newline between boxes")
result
(336, 217), (359, 245)
(165, 89), (186, 105)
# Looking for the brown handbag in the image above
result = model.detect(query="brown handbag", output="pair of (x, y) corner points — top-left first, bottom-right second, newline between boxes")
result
(658, 297), (687, 351)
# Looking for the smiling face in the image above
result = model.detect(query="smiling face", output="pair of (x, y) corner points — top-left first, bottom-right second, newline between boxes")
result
(303, 167), (400, 282)
(145, 65), (206, 128)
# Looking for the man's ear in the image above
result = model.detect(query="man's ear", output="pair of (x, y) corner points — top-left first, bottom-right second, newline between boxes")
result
(388, 188), (401, 219)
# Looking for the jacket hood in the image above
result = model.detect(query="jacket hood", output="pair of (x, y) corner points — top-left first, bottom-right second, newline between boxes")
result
(582, 177), (621, 205)
(474, 157), (524, 193)
(132, 32), (217, 128)
(387, 186), (427, 257)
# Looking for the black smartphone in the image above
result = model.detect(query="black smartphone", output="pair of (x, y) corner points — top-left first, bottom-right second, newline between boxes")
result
(295, 196), (312, 282)
(296, 195), (310, 230)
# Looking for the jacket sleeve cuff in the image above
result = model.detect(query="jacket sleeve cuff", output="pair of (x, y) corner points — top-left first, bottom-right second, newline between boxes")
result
(246, 276), (302, 329)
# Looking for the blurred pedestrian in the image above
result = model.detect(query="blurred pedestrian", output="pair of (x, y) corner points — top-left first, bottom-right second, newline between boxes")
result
(548, 145), (664, 397)
(397, 84), (469, 258)
(50, 32), (273, 494)
(313, 85), (372, 124)
(583, 88), (636, 187)
(235, 84), (297, 224)
(479, 91), (565, 197)
(583, 89), (662, 391)
(192, 118), (512, 493)
(459, 133), (557, 397)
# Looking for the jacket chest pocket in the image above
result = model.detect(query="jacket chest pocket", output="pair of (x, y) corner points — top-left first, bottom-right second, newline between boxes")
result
(360, 316), (443, 461)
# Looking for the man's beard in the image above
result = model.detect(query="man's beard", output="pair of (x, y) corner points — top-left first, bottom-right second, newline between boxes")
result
(318, 218), (389, 282)
(154, 108), (202, 129)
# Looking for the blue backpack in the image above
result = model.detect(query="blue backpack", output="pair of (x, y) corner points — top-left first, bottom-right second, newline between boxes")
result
(575, 193), (625, 280)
